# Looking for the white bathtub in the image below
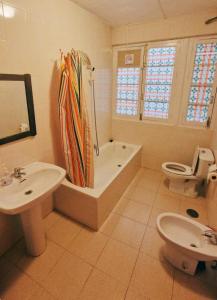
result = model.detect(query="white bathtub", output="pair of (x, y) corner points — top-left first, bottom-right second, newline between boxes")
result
(54, 141), (142, 230)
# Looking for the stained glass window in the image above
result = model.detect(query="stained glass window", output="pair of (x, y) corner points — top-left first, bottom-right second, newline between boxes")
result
(116, 68), (140, 116)
(186, 42), (217, 123)
(143, 47), (176, 119)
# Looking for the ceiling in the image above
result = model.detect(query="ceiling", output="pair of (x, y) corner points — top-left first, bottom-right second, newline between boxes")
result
(72, 0), (217, 26)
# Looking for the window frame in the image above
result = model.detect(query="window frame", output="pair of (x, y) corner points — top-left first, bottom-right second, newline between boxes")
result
(180, 36), (217, 128)
(141, 40), (179, 124)
(112, 36), (217, 129)
(112, 46), (143, 121)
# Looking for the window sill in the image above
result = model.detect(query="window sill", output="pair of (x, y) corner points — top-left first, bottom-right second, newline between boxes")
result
(112, 116), (213, 131)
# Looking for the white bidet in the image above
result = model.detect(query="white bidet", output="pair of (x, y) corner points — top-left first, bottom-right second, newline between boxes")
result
(157, 212), (217, 275)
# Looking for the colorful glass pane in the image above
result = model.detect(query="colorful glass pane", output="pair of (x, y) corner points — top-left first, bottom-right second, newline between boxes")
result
(144, 102), (168, 119)
(192, 65), (216, 85)
(116, 67), (140, 116)
(195, 43), (217, 66)
(146, 66), (174, 85)
(147, 47), (176, 66)
(117, 68), (140, 85)
(144, 85), (171, 102)
(187, 105), (208, 123)
(116, 100), (137, 116)
(187, 42), (217, 123)
(189, 87), (212, 105)
(117, 84), (139, 101)
(143, 46), (176, 119)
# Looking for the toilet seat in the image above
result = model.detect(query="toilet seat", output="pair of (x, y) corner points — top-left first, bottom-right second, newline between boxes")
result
(162, 162), (193, 176)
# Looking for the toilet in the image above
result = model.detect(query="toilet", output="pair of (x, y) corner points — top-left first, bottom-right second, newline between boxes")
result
(157, 212), (217, 275)
(162, 147), (214, 197)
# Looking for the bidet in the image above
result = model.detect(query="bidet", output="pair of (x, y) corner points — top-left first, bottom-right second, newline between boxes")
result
(157, 212), (217, 275)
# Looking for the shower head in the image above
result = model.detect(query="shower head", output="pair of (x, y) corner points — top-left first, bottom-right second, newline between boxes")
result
(77, 50), (95, 71)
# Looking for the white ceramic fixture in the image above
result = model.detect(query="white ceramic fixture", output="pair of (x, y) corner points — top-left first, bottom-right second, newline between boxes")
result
(157, 212), (217, 275)
(162, 147), (214, 197)
(0, 162), (66, 256)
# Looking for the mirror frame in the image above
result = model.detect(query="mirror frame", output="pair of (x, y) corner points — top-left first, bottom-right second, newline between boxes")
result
(0, 74), (37, 145)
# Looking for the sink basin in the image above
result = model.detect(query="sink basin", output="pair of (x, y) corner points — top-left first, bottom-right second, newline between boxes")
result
(0, 162), (66, 256)
(0, 162), (66, 214)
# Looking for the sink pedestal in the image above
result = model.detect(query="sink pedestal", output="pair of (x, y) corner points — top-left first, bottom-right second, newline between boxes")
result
(20, 204), (46, 256)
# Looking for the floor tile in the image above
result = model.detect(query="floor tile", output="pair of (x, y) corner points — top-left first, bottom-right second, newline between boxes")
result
(113, 197), (131, 215)
(159, 179), (181, 198)
(179, 200), (208, 225)
(96, 239), (138, 285)
(16, 240), (64, 283)
(129, 252), (174, 300)
(43, 211), (62, 231)
(0, 265), (39, 300)
(129, 185), (157, 206)
(181, 195), (207, 208)
(136, 176), (160, 192)
(47, 214), (82, 248)
(125, 286), (151, 300)
(0, 256), (14, 278)
(147, 207), (166, 228)
(67, 228), (108, 265)
(3, 239), (26, 265)
(140, 226), (165, 261)
(154, 193), (181, 212)
(123, 183), (137, 199)
(78, 268), (127, 300)
(172, 269), (217, 300)
(31, 285), (56, 300)
(122, 201), (152, 224)
(111, 216), (146, 249)
(41, 251), (92, 300)
(100, 213), (121, 236)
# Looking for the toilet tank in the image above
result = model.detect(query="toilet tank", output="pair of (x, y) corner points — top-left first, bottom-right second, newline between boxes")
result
(196, 148), (215, 178)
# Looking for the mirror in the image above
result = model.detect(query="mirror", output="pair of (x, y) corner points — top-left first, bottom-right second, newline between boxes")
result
(0, 74), (36, 145)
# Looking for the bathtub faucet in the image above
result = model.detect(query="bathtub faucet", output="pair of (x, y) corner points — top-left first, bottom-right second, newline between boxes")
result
(202, 230), (217, 245)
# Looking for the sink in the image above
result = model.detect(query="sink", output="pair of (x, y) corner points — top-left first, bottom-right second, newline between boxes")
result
(0, 162), (66, 256)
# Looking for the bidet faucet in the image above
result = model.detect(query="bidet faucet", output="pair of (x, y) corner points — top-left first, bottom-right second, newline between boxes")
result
(202, 230), (217, 245)
(12, 167), (26, 179)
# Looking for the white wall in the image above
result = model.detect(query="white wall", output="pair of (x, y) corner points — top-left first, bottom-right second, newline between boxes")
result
(0, 0), (112, 255)
(111, 9), (216, 170)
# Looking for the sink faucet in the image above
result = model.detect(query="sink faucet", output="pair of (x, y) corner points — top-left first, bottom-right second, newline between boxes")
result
(12, 167), (26, 179)
(202, 230), (217, 245)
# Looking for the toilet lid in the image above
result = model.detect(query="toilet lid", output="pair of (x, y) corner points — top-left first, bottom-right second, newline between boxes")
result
(162, 162), (193, 176)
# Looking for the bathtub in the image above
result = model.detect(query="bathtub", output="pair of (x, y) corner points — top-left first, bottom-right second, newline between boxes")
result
(54, 141), (142, 230)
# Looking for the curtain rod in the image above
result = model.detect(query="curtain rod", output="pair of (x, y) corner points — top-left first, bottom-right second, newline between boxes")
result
(112, 33), (217, 48)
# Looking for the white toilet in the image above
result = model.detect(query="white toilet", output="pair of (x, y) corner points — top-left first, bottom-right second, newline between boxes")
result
(162, 147), (214, 197)
(157, 212), (217, 275)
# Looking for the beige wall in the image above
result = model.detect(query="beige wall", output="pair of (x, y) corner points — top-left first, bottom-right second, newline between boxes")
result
(113, 119), (213, 170)
(0, 0), (112, 255)
(207, 125), (217, 230)
(112, 9), (217, 45)
(112, 10), (216, 170)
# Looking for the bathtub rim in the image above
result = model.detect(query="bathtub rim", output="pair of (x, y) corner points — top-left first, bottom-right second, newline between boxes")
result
(61, 141), (142, 198)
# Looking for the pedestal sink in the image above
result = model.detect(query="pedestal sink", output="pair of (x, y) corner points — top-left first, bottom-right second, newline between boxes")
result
(0, 162), (66, 256)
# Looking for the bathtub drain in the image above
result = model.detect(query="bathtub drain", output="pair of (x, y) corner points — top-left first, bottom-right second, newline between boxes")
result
(117, 164), (122, 167)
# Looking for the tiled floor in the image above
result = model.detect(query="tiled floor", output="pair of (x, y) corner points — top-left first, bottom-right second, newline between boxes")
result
(0, 168), (217, 299)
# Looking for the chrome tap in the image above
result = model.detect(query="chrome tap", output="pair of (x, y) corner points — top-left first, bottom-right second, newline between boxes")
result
(12, 167), (26, 179)
(202, 230), (217, 245)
